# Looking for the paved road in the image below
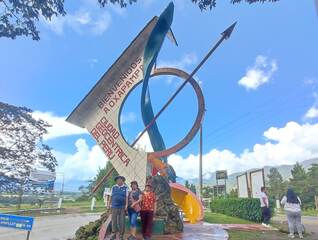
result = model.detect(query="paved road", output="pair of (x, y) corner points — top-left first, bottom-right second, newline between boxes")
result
(273, 214), (318, 236)
(0, 213), (101, 240)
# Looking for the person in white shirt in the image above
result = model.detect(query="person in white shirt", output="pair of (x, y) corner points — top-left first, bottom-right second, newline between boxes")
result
(281, 188), (303, 239)
(259, 186), (271, 226)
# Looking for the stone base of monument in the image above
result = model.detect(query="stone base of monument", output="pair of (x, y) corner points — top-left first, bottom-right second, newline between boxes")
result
(124, 217), (165, 235)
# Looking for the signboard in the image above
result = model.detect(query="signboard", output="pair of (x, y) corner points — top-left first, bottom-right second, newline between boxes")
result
(237, 173), (249, 198)
(216, 170), (228, 180)
(67, 18), (159, 189)
(29, 169), (56, 182)
(213, 185), (226, 197)
(29, 180), (55, 190)
(0, 214), (34, 231)
(250, 169), (265, 198)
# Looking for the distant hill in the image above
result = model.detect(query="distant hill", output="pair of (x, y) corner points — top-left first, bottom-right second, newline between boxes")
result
(185, 158), (318, 192)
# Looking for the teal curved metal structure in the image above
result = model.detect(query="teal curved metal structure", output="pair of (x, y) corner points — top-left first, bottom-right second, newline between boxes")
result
(141, 2), (176, 180)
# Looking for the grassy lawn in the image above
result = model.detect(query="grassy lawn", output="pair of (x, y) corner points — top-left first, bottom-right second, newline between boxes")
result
(204, 212), (253, 224)
(228, 230), (289, 240)
(302, 208), (318, 217)
(63, 200), (106, 213)
(0, 200), (106, 214)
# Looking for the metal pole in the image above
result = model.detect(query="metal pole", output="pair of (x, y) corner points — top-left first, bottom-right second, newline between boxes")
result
(61, 174), (64, 195)
(199, 125), (203, 199)
(26, 231), (30, 240)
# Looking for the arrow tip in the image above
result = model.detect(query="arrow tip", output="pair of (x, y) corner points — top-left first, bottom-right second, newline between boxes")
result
(221, 21), (237, 40)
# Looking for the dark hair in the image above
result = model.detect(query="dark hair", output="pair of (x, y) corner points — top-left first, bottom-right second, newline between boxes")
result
(286, 188), (299, 204)
(130, 181), (139, 188)
(261, 186), (266, 192)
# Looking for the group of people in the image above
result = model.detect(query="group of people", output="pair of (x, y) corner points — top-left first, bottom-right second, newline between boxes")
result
(105, 175), (156, 240)
(260, 186), (304, 239)
(106, 175), (305, 240)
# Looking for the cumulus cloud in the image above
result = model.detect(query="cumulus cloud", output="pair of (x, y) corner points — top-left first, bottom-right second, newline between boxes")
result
(120, 112), (137, 124)
(44, 10), (111, 36)
(304, 92), (318, 120)
(168, 121), (318, 179)
(304, 107), (318, 119)
(238, 55), (278, 90)
(53, 138), (106, 181)
(134, 132), (153, 152)
(158, 53), (197, 71)
(32, 111), (87, 140)
(158, 53), (198, 85)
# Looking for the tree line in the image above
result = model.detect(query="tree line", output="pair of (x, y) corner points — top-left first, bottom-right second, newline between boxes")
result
(267, 162), (318, 209)
(0, 0), (279, 41)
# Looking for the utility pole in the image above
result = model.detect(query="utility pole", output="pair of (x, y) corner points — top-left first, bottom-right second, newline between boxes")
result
(199, 124), (203, 199)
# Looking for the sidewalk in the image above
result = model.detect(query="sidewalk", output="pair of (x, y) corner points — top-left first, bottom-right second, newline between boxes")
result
(273, 214), (318, 236)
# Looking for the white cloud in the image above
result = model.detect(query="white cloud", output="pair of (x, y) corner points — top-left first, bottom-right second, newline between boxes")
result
(168, 121), (318, 179)
(134, 131), (153, 152)
(43, 0), (112, 36)
(158, 53), (197, 70)
(53, 138), (106, 181)
(87, 58), (99, 68)
(120, 112), (137, 124)
(304, 107), (318, 119)
(304, 92), (318, 120)
(238, 55), (278, 90)
(157, 53), (198, 85)
(304, 78), (317, 86)
(32, 111), (87, 140)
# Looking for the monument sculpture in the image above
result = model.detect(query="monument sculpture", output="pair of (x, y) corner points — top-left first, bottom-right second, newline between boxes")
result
(67, 2), (236, 238)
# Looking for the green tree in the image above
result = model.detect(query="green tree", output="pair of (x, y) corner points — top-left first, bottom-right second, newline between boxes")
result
(289, 162), (307, 195)
(1, 0), (279, 41)
(202, 185), (214, 198)
(88, 161), (118, 200)
(190, 183), (197, 194)
(0, 102), (57, 209)
(229, 188), (238, 198)
(185, 180), (190, 189)
(267, 167), (286, 199)
(303, 164), (318, 208)
(0, 0), (66, 40)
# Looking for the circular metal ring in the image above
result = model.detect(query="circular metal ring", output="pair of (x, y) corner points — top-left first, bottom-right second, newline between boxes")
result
(147, 67), (205, 158)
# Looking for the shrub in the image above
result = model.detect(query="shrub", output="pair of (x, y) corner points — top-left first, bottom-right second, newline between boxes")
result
(210, 198), (274, 222)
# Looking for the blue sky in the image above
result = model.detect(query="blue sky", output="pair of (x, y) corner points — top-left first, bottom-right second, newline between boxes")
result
(1, 0), (318, 191)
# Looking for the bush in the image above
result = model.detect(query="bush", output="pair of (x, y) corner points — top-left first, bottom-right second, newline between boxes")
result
(210, 198), (274, 223)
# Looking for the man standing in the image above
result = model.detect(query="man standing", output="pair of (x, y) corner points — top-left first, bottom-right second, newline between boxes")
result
(109, 176), (128, 240)
(260, 186), (271, 227)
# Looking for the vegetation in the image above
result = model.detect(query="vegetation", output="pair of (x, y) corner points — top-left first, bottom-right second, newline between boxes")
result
(0, 0), (279, 41)
(210, 198), (274, 222)
(202, 185), (214, 198)
(185, 180), (197, 194)
(267, 167), (288, 200)
(0, 102), (57, 209)
(228, 230), (289, 240)
(204, 212), (252, 224)
(79, 161), (118, 200)
(267, 163), (318, 209)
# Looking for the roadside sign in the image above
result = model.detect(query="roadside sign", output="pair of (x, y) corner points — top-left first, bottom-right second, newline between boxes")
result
(0, 214), (34, 231)
(216, 170), (228, 180)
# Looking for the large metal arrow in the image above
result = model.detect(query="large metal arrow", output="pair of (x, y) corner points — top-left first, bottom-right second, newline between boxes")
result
(130, 21), (237, 147)
(92, 22), (237, 194)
